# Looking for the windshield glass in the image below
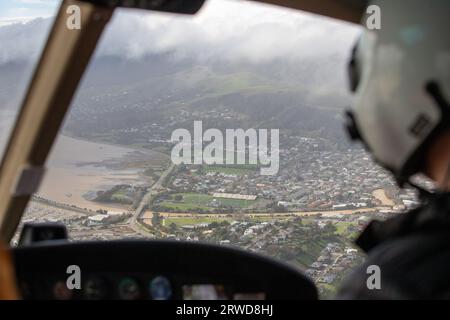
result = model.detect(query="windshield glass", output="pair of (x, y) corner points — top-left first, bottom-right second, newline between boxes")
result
(0, 0), (61, 158)
(6, 0), (422, 298)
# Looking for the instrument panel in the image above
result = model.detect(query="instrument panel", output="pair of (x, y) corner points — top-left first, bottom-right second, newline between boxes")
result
(13, 240), (318, 300)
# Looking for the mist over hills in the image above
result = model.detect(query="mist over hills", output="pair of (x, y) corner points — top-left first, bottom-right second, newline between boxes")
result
(0, 6), (361, 148)
(56, 52), (352, 145)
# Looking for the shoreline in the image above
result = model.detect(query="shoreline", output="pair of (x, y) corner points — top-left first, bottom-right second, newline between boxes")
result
(37, 134), (168, 213)
(62, 132), (170, 159)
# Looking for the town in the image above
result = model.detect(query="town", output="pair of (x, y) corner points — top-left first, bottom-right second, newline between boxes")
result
(13, 132), (428, 298)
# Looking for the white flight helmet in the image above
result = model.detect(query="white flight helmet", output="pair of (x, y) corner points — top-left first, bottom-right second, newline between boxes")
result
(346, 0), (450, 185)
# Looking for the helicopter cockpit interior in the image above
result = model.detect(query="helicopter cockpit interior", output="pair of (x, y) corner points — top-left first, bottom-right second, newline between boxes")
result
(0, 0), (373, 301)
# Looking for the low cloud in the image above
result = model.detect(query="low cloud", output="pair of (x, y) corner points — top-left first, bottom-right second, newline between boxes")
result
(0, 17), (51, 64)
(0, 0), (361, 65)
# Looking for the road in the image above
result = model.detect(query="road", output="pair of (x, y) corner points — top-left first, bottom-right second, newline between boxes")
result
(128, 163), (176, 236)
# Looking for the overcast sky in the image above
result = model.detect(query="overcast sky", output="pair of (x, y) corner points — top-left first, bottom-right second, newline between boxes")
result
(0, 0), (59, 26)
(0, 0), (361, 65)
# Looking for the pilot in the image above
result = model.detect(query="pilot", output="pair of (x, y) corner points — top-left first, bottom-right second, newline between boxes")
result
(338, 0), (450, 299)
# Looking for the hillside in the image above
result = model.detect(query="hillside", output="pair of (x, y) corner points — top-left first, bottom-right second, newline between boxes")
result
(57, 54), (353, 147)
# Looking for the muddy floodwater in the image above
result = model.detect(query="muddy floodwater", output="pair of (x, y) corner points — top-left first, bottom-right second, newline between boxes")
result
(372, 188), (395, 206)
(37, 135), (168, 213)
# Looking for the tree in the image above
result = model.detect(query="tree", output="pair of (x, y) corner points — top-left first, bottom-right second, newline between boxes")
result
(152, 212), (162, 226)
(323, 222), (337, 235)
(209, 222), (220, 229)
(169, 222), (177, 233)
